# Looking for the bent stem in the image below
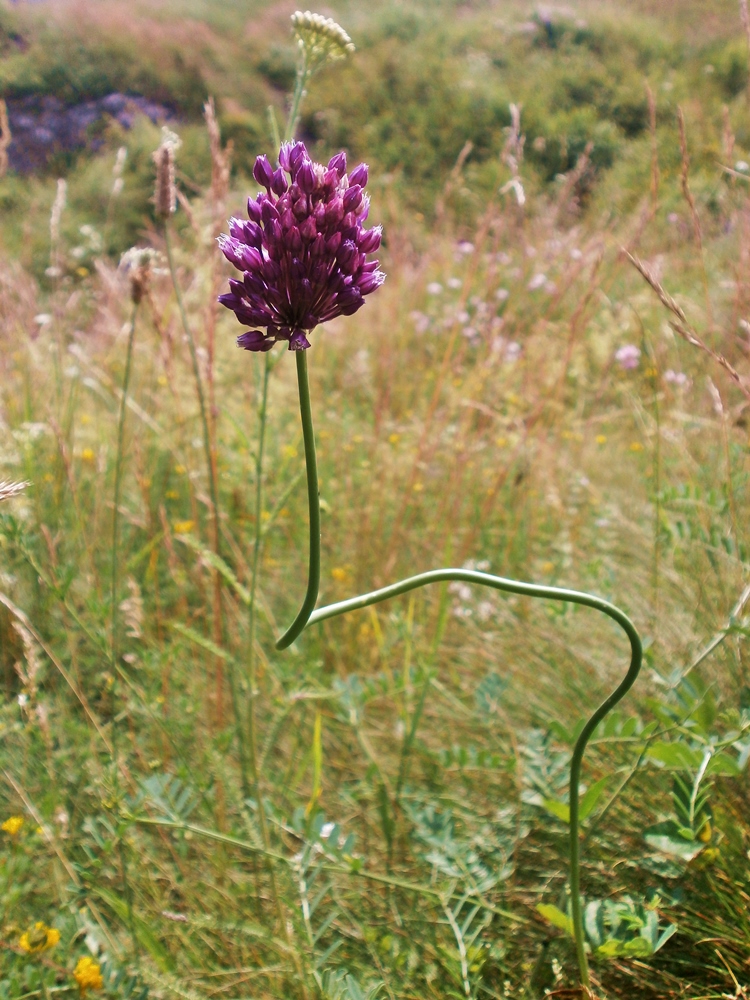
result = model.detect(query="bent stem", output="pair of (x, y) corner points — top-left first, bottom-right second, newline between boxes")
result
(276, 360), (643, 989)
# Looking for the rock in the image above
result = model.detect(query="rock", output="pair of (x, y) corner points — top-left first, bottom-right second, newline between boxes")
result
(6, 92), (173, 173)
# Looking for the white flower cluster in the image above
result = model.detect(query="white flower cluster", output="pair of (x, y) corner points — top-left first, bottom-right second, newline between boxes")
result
(292, 10), (355, 67)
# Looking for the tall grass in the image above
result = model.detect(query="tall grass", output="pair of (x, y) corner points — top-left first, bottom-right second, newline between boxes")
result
(2, 3), (750, 1000)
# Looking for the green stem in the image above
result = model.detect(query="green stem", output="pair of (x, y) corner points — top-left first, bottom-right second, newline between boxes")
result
(274, 354), (643, 986)
(276, 351), (320, 650)
(286, 54), (309, 143)
(247, 352), (271, 787)
(243, 351), (290, 940)
(110, 299), (140, 964)
(111, 301), (138, 679)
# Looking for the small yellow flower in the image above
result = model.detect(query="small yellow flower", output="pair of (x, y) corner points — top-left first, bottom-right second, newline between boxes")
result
(1, 815), (24, 836)
(164, 490), (179, 500)
(174, 464), (186, 475)
(157, 375), (168, 387)
(76, 266), (89, 278)
(495, 437), (508, 448)
(282, 444), (298, 458)
(80, 448), (95, 463)
(595, 434), (607, 445)
(331, 567), (347, 582)
(629, 441), (644, 452)
(19, 922), (60, 953)
(388, 433), (400, 444)
(412, 482), (424, 492)
(74, 955), (104, 993)
(172, 520), (194, 534)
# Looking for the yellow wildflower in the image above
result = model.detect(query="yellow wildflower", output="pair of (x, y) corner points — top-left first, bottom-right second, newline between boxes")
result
(74, 956), (104, 993)
(331, 567), (347, 582)
(1, 815), (24, 836)
(80, 448), (95, 463)
(172, 520), (194, 534)
(19, 922), (60, 953)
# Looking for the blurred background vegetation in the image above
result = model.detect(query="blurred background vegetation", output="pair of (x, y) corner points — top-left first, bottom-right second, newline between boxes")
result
(0, 0), (746, 269)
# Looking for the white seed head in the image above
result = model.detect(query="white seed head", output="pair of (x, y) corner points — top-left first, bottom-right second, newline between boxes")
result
(292, 10), (355, 67)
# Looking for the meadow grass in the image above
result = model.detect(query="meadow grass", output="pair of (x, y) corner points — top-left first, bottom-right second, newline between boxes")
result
(2, 2), (750, 999)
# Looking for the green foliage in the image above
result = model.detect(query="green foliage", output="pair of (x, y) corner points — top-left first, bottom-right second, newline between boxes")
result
(537, 894), (677, 961)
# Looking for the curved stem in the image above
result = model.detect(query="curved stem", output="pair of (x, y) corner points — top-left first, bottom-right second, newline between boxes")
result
(276, 351), (320, 650)
(308, 570), (641, 988)
(274, 350), (642, 988)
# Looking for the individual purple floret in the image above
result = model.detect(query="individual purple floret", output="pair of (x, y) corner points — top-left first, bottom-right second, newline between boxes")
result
(218, 142), (385, 352)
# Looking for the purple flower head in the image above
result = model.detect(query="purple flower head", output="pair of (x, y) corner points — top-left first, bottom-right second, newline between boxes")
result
(219, 143), (385, 352)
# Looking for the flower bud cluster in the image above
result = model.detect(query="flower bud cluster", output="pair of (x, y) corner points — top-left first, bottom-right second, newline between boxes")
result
(218, 142), (385, 351)
(292, 10), (355, 67)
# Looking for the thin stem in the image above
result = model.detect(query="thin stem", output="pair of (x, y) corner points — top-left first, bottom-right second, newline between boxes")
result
(276, 351), (320, 650)
(111, 301), (138, 682)
(286, 53), (309, 143)
(247, 352), (271, 788)
(242, 351), (292, 949)
(109, 299), (140, 964)
(164, 225), (222, 566)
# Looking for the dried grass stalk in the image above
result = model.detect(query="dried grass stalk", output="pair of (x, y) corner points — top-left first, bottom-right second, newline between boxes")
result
(625, 250), (750, 400)
(0, 99), (11, 179)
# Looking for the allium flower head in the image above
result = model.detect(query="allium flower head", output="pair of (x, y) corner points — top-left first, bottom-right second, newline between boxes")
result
(19, 922), (60, 954)
(292, 11), (355, 68)
(218, 142), (385, 351)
